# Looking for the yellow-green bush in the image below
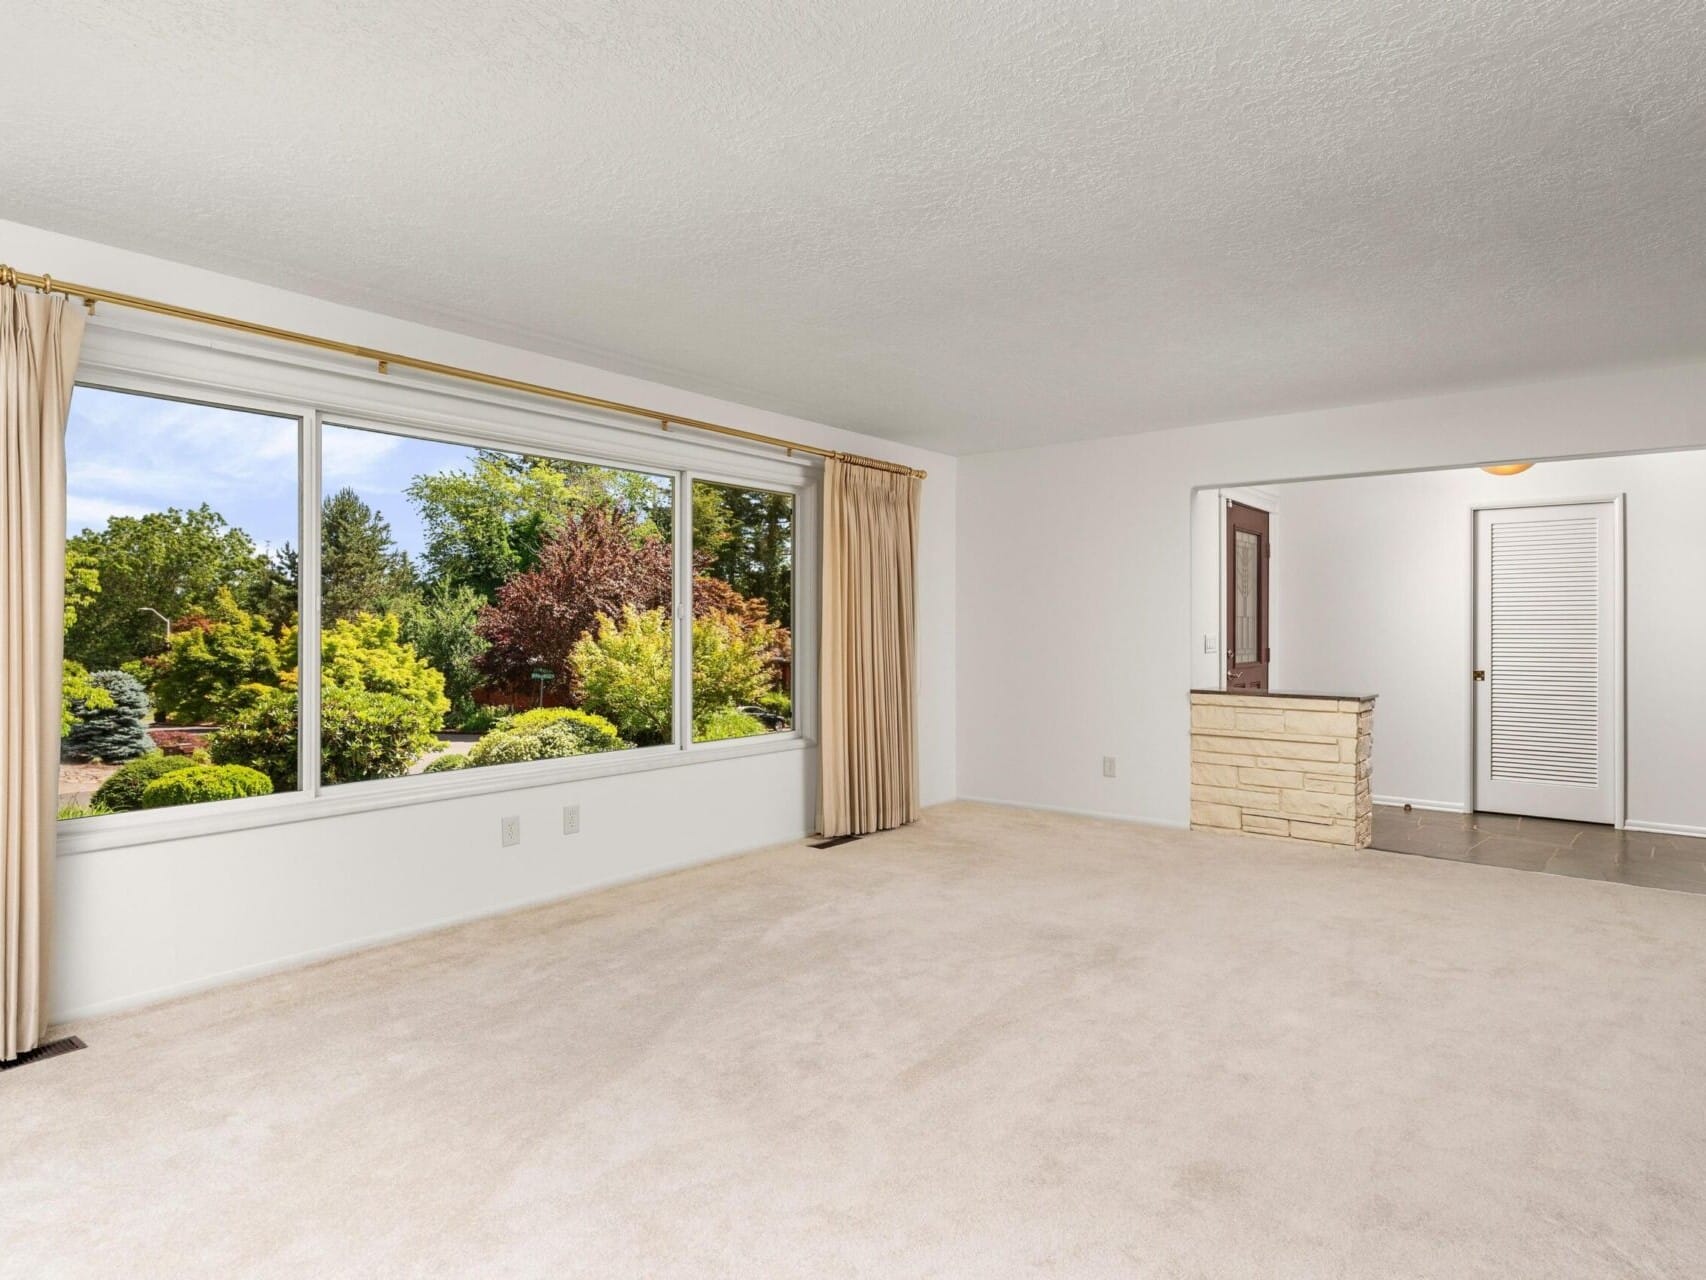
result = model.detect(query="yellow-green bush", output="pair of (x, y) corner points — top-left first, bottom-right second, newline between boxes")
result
(140, 764), (274, 809)
(90, 753), (200, 812)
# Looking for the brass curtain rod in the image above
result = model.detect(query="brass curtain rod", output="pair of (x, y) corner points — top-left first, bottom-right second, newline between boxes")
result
(0, 264), (926, 479)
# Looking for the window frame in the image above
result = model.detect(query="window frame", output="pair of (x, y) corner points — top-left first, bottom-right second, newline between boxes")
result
(57, 316), (818, 855)
(683, 471), (804, 747)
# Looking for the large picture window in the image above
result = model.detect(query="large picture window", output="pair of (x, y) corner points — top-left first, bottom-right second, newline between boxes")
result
(59, 386), (300, 819)
(55, 343), (812, 844)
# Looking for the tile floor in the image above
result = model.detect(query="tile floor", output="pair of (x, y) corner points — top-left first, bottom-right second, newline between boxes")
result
(1371, 805), (1706, 894)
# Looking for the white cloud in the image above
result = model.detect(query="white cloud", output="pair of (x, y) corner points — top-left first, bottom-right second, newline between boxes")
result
(320, 422), (404, 489)
(66, 493), (153, 534)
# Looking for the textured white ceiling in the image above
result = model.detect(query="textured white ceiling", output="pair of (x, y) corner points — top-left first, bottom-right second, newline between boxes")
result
(5, 1), (1705, 453)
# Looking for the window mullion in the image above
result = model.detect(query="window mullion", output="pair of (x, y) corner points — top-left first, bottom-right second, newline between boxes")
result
(297, 409), (323, 797)
(674, 471), (694, 749)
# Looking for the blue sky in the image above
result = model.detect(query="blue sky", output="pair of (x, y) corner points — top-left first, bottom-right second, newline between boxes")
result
(67, 386), (483, 560)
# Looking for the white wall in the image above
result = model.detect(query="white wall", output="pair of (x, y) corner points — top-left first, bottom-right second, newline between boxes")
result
(1265, 453), (1706, 831)
(0, 219), (957, 1020)
(957, 361), (1706, 827)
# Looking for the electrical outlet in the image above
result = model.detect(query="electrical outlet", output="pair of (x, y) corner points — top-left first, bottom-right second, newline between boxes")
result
(562, 804), (580, 835)
(1102, 756), (1117, 778)
(500, 815), (521, 847)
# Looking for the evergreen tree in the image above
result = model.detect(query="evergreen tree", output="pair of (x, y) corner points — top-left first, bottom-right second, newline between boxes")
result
(62, 670), (154, 763)
(320, 488), (415, 623)
(695, 483), (794, 627)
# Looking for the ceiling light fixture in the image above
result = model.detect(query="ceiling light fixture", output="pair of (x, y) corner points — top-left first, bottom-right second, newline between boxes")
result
(1481, 462), (1534, 476)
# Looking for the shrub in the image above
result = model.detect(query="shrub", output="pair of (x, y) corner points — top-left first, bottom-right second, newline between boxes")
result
(62, 670), (154, 762)
(150, 590), (285, 724)
(57, 802), (112, 821)
(319, 686), (444, 785)
(453, 703), (511, 735)
(90, 753), (200, 812)
(693, 708), (767, 742)
(148, 727), (207, 757)
(571, 606), (673, 745)
(422, 753), (471, 773)
(206, 618), (449, 789)
(140, 764), (273, 809)
(467, 708), (626, 768)
(208, 686), (299, 789)
(503, 707), (622, 743)
(692, 610), (786, 713)
(211, 682), (442, 790)
(321, 612), (449, 723)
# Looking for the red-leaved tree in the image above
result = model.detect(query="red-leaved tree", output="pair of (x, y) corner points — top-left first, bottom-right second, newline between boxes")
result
(474, 506), (787, 704)
(474, 507), (673, 700)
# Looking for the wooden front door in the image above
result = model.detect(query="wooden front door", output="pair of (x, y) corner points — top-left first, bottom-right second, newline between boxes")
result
(1226, 501), (1270, 690)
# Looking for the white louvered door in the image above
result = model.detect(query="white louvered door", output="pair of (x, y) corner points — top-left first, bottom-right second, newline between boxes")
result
(1474, 502), (1618, 823)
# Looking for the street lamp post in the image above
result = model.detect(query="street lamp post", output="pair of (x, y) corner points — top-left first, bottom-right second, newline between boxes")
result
(138, 607), (171, 646)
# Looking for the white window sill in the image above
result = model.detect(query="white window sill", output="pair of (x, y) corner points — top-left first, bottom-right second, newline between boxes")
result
(57, 733), (814, 856)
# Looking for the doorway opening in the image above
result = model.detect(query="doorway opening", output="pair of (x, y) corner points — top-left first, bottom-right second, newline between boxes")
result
(1188, 449), (1705, 886)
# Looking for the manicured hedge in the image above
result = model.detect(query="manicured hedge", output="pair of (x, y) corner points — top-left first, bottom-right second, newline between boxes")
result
(467, 707), (624, 767)
(140, 764), (274, 809)
(90, 754), (200, 813)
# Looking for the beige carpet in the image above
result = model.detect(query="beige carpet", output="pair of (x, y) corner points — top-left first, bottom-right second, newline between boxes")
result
(8, 802), (1706, 1278)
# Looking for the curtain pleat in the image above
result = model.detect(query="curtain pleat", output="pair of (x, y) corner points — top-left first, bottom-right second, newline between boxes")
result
(2, 285), (84, 1060)
(818, 457), (920, 837)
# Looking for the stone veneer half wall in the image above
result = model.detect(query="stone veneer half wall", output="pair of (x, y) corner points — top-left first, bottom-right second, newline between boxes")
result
(1189, 692), (1374, 847)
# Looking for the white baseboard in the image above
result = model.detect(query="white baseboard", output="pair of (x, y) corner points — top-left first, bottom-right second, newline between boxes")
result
(954, 795), (1190, 830)
(1373, 795), (1470, 814)
(1624, 819), (1706, 839)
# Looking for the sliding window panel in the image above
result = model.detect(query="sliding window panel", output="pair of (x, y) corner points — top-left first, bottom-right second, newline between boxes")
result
(317, 422), (677, 785)
(59, 386), (301, 819)
(690, 480), (795, 742)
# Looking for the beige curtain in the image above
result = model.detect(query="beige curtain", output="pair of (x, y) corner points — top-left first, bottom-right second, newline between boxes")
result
(2, 284), (84, 1060)
(818, 455), (921, 837)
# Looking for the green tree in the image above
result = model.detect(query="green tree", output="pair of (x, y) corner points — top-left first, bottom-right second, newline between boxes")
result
(694, 482), (793, 627)
(692, 608), (786, 712)
(570, 603), (786, 746)
(392, 581), (488, 723)
(571, 606), (674, 745)
(209, 613), (450, 789)
(250, 544), (300, 634)
(150, 590), (285, 724)
(62, 670), (154, 762)
(65, 505), (273, 669)
(62, 549), (112, 734)
(64, 548), (101, 629)
(321, 487), (415, 623)
(407, 450), (673, 598)
(320, 612), (449, 721)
